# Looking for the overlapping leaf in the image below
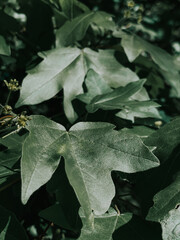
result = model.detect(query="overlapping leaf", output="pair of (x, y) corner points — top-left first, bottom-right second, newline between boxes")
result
(0, 35), (10, 56)
(86, 78), (160, 121)
(40, 160), (81, 232)
(145, 117), (180, 162)
(146, 172), (180, 222)
(59, 0), (90, 19)
(161, 207), (180, 240)
(78, 208), (132, 240)
(21, 115), (159, 220)
(113, 30), (180, 98)
(0, 134), (27, 180)
(16, 47), (139, 123)
(56, 11), (115, 47)
(77, 69), (112, 104)
(116, 101), (161, 122)
(86, 79), (146, 112)
(113, 30), (177, 73)
(0, 205), (28, 240)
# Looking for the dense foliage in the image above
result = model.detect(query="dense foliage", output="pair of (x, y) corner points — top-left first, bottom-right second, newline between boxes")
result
(0, 0), (180, 239)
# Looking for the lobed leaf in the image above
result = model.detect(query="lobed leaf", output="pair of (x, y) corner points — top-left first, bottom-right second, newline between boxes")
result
(113, 30), (180, 98)
(16, 47), (139, 123)
(86, 79), (160, 117)
(21, 115), (159, 219)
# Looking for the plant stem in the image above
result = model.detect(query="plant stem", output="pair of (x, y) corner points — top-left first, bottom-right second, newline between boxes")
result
(0, 91), (11, 116)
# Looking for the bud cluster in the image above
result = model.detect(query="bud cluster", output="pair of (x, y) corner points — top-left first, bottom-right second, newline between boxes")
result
(124, 1), (144, 24)
(4, 79), (21, 91)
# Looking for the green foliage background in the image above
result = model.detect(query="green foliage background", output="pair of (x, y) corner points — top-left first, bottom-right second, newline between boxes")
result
(0, 0), (180, 239)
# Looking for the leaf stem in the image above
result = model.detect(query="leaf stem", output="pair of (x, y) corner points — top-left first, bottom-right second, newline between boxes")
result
(38, 222), (54, 240)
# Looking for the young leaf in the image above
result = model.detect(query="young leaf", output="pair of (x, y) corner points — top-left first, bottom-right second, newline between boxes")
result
(86, 79), (150, 113)
(21, 115), (159, 219)
(116, 101), (161, 122)
(78, 208), (132, 240)
(16, 47), (139, 123)
(160, 207), (180, 240)
(146, 172), (180, 222)
(77, 69), (112, 104)
(0, 205), (28, 240)
(0, 35), (10, 56)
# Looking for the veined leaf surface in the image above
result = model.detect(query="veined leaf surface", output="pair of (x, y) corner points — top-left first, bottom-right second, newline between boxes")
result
(16, 47), (139, 123)
(21, 115), (159, 219)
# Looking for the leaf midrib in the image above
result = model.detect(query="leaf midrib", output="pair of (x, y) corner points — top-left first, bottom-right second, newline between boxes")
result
(19, 52), (81, 105)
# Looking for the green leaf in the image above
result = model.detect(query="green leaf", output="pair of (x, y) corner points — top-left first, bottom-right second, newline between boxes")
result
(16, 47), (86, 123)
(22, 115), (159, 219)
(77, 69), (112, 104)
(16, 47), (139, 123)
(121, 126), (155, 138)
(84, 48), (139, 88)
(161, 207), (180, 240)
(59, 0), (90, 19)
(40, 204), (79, 231)
(21, 116), (64, 205)
(0, 205), (28, 240)
(0, 150), (20, 178)
(0, 35), (10, 56)
(113, 30), (180, 98)
(160, 70), (180, 98)
(0, 133), (27, 150)
(146, 172), (180, 222)
(144, 117), (180, 163)
(56, 11), (115, 47)
(78, 208), (132, 240)
(116, 101), (161, 122)
(86, 79), (153, 113)
(0, 134), (27, 179)
(113, 30), (177, 73)
(146, 71), (165, 98)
